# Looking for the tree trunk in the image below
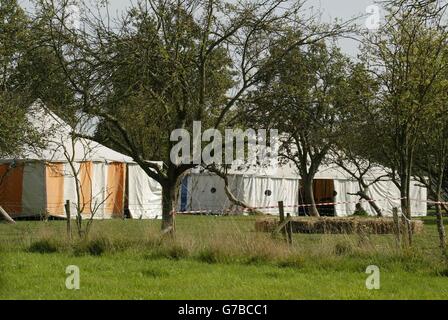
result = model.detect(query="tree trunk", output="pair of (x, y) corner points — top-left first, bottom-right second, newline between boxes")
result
(436, 202), (446, 252)
(399, 176), (413, 247)
(367, 198), (383, 217)
(399, 175), (410, 218)
(208, 166), (260, 214)
(161, 182), (176, 234)
(353, 189), (383, 217)
(302, 177), (319, 217)
(435, 182), (446, 251)
(442, 203), (448, 216)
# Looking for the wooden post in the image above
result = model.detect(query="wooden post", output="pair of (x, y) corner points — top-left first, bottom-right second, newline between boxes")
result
(404, 215), (413, 248)
(286, 212), (293, 245)
(0, 205), (16, 224)
(65, 200), (71, 240)
(278, 201), (287, 241)
(400, 213), (409, 248)
(392, 207), (401, 249)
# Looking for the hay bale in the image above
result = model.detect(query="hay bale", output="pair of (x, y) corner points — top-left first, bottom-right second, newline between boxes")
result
(315, 217), (356, 234)
(255, 217), (424, 235)
(254, 219), (277, 232)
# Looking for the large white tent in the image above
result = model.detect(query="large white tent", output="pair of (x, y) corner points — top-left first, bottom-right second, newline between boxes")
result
(312, 164), (427, 217)
(179, 161), (427, 217)
(179, 162), (300, 215)
(0, 101), (162, 219)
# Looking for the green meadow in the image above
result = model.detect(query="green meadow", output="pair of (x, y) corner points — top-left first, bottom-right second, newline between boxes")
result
(1, 216), (447, 299)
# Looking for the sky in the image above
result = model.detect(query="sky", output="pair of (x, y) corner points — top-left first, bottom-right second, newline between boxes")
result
(19, 0), (382, 57)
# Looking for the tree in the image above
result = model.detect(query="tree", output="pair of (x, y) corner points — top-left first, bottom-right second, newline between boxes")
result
(385, 0), (448, 18)
(331, 151), (388, 217)
(243, 41), (352, 217)
(0, 0), (49, 223)
(330, 63), (387, 217)
(61, 134), (112, 239)
(0, 0), (67, 158)
(0, 0), (41, 157)
(33, 0), (352, 231)
(0, 94), (37, 158)
(360, 4), (448, 244)
(413, 45), (448, 252)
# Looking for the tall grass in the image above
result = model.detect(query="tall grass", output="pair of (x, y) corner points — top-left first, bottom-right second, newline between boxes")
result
(1, 216), (446, 274)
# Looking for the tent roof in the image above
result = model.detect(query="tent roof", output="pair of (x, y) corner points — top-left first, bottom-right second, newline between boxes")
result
(192, 159), (392, 181)
(191, 133), (392, 181)
(1, 101), (134, 163)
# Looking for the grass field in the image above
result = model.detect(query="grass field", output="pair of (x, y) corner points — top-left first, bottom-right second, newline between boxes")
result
(1, 215), (448, 299)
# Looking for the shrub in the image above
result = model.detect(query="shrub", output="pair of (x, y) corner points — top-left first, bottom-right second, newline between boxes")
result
(334, 241), (354, 256)
(73, 237), (114, 256)
(145, 242), (190, 261)
(196, 248), (221, 264)
(88, 237), (112, 256)
(352, 210), (369, 217)
(28, 239), (60, 254)
(436, 268), (448, 277)
(276, 256), (305, 269)
(164, 244), (189, 260)
(244, 253), (271, 265)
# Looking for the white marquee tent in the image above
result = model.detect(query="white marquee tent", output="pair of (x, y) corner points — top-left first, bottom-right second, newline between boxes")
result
(0, 101), (162, 219)
(179, 161), (427, 217)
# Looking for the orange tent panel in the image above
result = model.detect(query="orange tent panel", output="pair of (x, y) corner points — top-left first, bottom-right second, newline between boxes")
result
(0, 164), (24, 215)
(79, 162), (93, 214)
(106, 162), (126, 217)
(45, 163), (65, 215)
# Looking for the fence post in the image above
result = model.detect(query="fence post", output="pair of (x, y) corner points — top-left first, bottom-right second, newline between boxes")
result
(392, 207), (401, 249)
(400, 213), (409, 248)
(65, 200), (71, 240)
(286, 212), (293, 245)
(278, 201), (287, 242)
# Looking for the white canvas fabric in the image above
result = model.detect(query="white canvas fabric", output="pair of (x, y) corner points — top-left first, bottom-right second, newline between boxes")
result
(13, 101), (135, 163)
(91, 162), (107, 218)
(182, 174), (243, 212)
(242, 176), (300, 214)
(127, 164), (163, 219)
(331, 178), (426, 217)
(60, 162), (112, 219)
(180, 168), (300, 215)
(21, 162), (46, 218)
(62, 162), (78, 217)
(0, 101), (163, 219)
(183, 161), (427, 217)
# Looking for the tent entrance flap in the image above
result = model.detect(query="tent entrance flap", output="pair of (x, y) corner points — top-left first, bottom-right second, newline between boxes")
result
(0, 164), (24, 216)
(180, 176), (189, 212)
(299, 179), (336, 216)
(106, 162), (126, 218)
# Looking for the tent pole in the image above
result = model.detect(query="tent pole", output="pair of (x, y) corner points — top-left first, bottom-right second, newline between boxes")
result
(0, 205), (16, 224)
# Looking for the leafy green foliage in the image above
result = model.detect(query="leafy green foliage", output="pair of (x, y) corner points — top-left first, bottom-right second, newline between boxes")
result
(0, 0), (45, 157)
(244, 41), (353, 215)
